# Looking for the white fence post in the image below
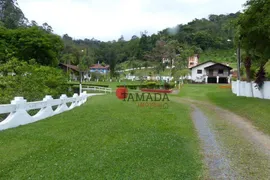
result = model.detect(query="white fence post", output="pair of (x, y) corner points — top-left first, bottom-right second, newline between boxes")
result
(236, 80), (240, 96)
(33, 95), (54, 121)
(0, 92), (103, 131)
(1, 97), (32, 130)
(54, 94), (69, 114)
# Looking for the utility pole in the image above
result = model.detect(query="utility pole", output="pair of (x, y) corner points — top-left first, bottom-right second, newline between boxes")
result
(79, 49), (84, 95)
(228, 38), (241, 96)
(236, 40), (241, 96)
(237, 41), (241, 80)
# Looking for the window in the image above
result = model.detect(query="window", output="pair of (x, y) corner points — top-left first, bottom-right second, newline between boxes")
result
(218, 69), (224, 74)
(197, 69), (202, 74)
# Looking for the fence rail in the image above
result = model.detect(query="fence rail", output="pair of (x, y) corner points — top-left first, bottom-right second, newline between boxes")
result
(0, 91), (101, 131)
(82, 86), (112, 93)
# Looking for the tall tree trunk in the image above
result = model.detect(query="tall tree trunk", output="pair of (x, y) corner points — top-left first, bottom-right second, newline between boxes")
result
(244, 56), (254, 97)
(244, 56), (251, 82)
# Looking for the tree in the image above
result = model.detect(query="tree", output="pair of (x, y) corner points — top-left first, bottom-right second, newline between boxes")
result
(118, 35), (124, 42)
(254, 64), (266, 90)
(0, 0), (28, 29)
(131, 35), (138, 40)
(265, 60), (270, 80)
(145, 39), (168, 62)
(166, 40), (181, 76)
(173, 68), (190, 85)
(154, 61), (167, 79)
(0, 58), (69, 104)
(77, 49), (95, 81)
(42, 22), (53, 33)
(237, 0), (270, 64)
(105, 48), (117, 78)
(0, 26), (64, 65)
(243, 55), (252, 82)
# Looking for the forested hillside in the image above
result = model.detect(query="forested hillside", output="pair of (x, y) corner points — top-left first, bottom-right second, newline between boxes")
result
(0, 0), (241, 72)
(60, 12), (240, 67)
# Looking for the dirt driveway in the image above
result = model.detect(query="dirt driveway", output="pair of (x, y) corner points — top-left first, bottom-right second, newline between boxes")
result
(172, 97), (270, 180)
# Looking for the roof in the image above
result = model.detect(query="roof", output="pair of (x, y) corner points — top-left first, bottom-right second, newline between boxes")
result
(204, 63), (233, 70)
(59, 63), (79, 72)
(189, 60), (216, 69)
(90, 64), (109, 69)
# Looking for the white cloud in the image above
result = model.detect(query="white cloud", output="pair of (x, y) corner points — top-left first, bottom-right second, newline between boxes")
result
(18, 0), (247, 42)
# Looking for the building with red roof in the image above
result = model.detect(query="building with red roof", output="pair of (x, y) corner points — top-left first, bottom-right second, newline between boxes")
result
(90, 63), (110, 74)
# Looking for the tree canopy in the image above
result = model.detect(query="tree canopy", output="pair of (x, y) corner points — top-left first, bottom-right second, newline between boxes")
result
(237, 0), (270, 63)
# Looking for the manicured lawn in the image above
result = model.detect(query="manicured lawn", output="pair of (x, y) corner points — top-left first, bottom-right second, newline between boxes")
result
(132, 68), (172, 76)
(70, 81), (142, 90)
(0, 94), (203, 179)
(179, 84), (221, 101)
(179, 84), (270, 135)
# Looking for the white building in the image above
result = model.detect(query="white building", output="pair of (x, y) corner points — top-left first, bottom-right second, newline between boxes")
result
(189, 61), (232, 83)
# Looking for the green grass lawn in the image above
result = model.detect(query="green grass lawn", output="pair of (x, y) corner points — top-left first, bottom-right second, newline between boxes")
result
(199, 49), (236, 63)
(179, 84), (221, 101)
(70, 81), (140, 90)
(131, 68), (172, 76)
(179, 84), (270, 135)
(0, 94), (204, 179)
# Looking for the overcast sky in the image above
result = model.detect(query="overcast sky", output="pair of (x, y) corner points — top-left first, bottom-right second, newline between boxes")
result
(18, 0), (247, 42)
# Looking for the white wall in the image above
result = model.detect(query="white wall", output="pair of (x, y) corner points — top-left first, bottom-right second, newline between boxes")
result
(0, 92), (103, 131)
(191, 62), (215, 82)
(231, 81), (270, 99)
(125, 75), (174, 81)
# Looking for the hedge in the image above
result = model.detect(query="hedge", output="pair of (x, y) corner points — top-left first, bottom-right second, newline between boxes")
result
(67, 82), (109, 87)
(116, 83), (175, 90)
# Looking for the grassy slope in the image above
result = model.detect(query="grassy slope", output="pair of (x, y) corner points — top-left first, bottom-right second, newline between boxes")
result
(199, 49), (235, 63)
(179, 84), (270, 135)
(117, 49), (238, 77)
(199, 49), (237, 69)
(121, 68), (172, 77)
(0, 94), (204, 179)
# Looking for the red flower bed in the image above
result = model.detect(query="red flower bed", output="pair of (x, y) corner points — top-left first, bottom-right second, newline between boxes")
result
(219, 85), (231, 89)
(140, 88), (173, 93)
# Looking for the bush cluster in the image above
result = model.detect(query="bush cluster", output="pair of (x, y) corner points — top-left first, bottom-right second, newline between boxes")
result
(0, 58), (72, 104)
(116, 82), (175, 90)
(67, 82), (109, 88)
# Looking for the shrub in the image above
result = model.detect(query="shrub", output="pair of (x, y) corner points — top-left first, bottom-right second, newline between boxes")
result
(67, 82), (109, 87)
(128, 85), (137, 90)
(264, 60), (270, 80)
(146, 82), (156, 89)
(164, 83), (170, 89)
(254, 64), (266, 90)
(0, 58), (70, 104)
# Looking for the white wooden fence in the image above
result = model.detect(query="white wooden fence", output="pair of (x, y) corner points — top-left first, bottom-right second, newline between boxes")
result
(82, 86), (112, 93)
(0, 92), (102, 131)
(231, 80), (270, 99)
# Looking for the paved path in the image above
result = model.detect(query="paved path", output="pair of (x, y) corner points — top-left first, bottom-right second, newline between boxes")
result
(171, 89), (180, 94)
